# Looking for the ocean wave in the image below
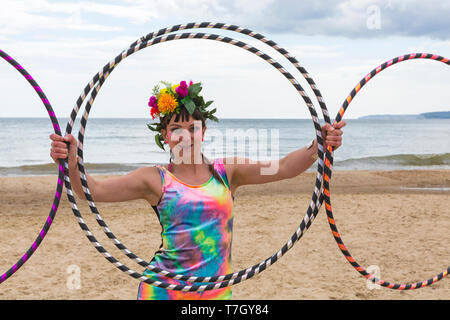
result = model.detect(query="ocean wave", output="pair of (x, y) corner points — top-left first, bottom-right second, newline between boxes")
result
(0, 162), (161, 177)
(1, 153), (449, 177)
(334, 153), (450, 170)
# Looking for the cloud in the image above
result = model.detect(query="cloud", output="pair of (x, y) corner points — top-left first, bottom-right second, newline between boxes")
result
(130, 0), (450, 40)
(204, 0), (450, 40)
(2, 0), (449, 40)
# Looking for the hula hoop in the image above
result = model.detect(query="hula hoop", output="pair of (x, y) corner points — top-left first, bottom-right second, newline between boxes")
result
(0, 49), (64, 284)
(63, 23), (331, 291)
(325, 53), (450, 289)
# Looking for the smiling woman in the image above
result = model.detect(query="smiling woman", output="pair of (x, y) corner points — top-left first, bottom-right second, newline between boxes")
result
(140, 81), (236, 300)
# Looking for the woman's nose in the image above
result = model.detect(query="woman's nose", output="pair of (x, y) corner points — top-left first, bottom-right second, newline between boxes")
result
(172, 128), (190, 143)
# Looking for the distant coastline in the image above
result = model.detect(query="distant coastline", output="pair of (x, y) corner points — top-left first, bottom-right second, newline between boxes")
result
(358, 111), (450, 120)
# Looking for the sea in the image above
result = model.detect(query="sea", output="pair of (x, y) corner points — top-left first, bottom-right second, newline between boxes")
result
(0, 117), (449, 177)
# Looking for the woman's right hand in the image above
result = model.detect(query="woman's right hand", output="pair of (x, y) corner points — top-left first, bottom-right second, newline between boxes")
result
(49, 133), (162, 203)
(50, 134), (78, 169)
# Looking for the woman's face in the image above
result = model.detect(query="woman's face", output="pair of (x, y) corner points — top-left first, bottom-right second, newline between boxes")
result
(162, 114), (206, 164)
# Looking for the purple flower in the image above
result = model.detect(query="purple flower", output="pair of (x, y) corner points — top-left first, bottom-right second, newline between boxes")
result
(176, 81), (189, 98)
(148, 96), (157, 107)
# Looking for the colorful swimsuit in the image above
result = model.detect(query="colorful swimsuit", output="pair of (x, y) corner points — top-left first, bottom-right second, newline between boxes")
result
(137, 157), (234, 300)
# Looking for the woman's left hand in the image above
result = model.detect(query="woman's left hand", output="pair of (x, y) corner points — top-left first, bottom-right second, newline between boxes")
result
(321, 121), (346, 150)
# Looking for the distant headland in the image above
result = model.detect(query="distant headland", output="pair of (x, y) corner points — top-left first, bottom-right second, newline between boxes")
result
(358, 111), (450, 120)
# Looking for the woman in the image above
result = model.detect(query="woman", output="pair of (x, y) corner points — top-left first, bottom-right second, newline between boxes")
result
(50, 80), (346, 300)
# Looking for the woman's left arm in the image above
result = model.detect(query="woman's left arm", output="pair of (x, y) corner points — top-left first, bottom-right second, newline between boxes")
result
(227, 121), (346, 187)
(280, 121), (346, 179)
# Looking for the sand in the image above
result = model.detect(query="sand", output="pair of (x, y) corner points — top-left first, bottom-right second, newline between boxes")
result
(0, 169), (449, 300)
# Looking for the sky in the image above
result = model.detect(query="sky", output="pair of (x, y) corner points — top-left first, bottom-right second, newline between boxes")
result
(1, 0), (450, 120)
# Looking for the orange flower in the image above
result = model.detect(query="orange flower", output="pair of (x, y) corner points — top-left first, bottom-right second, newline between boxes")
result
(157, 93), (178, 114)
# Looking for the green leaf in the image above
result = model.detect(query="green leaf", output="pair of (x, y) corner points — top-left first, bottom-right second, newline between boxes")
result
(188, 83), (202, 96)
(205, 100), (214, 107)
(181, 95), (196, 114)
(155, 134), (165, 151)
(147, 123), (160, 132)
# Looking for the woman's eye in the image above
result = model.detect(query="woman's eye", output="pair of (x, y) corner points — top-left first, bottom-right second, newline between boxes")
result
(169, 127), (199, 133)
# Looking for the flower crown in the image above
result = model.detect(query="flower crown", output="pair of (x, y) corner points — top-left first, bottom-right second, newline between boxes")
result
(147, 80), (218, 150)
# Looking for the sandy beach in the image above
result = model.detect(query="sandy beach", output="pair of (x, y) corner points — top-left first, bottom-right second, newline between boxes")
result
(0, 169), (449, 300)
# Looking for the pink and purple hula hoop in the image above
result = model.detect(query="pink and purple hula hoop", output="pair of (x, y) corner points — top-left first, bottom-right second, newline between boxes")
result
(0, 49), (64, 284)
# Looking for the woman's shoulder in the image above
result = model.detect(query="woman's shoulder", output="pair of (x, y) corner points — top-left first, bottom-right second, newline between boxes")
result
(133, 165), (163, 181)
(155, 163), (169, 170)
(131, 165), (167, 187)
(133, 166), (163, 206)
(138, 164), (166, 172)
(221, 156), (243, 165)
(218, 157), (236, 167)
(214, 157), (234, 182)
(220, 156), (240, 170)
(212, 157), (225, 169)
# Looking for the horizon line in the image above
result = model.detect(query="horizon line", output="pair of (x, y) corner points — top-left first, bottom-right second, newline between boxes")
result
(2, 112), (447, 120)
(0, 116), (362, 120)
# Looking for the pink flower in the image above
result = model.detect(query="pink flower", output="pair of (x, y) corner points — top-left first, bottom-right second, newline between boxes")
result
(148, 96), (157, 108)
(189, 80), (193, 86)
(176, 81), (189, 98)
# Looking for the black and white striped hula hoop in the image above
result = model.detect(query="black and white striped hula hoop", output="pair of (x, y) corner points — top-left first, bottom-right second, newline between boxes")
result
(324, 53), (450, 289)
(63, 23), (331, 291)
(0, 49), (64, 284)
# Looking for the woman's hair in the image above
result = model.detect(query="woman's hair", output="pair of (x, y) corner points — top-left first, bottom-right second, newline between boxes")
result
(161, 104), (227, 189)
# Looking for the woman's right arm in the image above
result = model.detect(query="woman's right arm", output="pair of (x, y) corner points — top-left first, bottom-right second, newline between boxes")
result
(50, 134), (160, 203)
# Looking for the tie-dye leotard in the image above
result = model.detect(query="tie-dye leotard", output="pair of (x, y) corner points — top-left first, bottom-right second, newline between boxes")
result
(137, 157), (234, 300)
